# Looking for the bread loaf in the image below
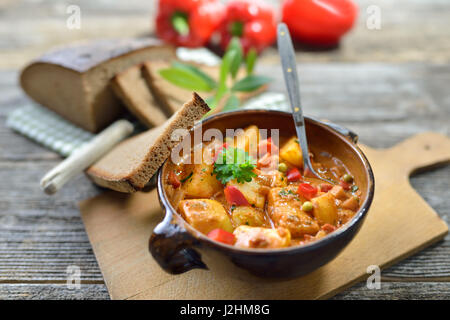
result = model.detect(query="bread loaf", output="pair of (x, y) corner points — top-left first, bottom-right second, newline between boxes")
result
(110, 64), (168, 128)
(20, 38), (175, 132)
(86, 93), (210, 193)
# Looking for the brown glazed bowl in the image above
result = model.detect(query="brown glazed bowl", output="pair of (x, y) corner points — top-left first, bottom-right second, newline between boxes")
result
(149, 110), (375, 279)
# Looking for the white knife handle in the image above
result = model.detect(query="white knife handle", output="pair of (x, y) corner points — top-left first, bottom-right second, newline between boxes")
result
(40, 119), (134, 195)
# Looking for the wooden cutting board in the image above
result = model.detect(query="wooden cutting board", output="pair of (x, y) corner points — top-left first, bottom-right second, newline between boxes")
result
(79, 132), (450, 300)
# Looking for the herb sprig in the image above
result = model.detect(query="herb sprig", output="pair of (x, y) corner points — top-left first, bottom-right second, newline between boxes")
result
(158, 37), (272, 114)
(213, 147), (257, 184)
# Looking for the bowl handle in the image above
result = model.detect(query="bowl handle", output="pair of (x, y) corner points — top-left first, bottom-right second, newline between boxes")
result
(149, 210), (207, 274)
(311, 117), (359, 144)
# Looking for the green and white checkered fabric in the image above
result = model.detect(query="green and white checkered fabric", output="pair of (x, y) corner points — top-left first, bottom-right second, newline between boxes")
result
(6, 47), (288, 157)
(7, 104), (94, 157)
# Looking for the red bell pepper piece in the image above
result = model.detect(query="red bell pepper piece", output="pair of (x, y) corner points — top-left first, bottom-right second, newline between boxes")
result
(282, 0), (358, 46)
(321, 223), (337, 233)
(297, 183), (318, 200)
(218, 0), (276, 54)
(224, 185), (249, 206)
(320, 183), (333, 192)
(286, 167), (302, 182)
(339, 180), (351, 191)
(156, 0), (225, 47)
(207, 228), (236, 245)
(168, 170), (181, 188)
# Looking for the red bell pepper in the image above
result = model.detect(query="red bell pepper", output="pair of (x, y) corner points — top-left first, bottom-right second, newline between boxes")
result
(156, 0), (225, 47)
(286, 167), (302, 182)
(207, 228), (236, 245)
(321, 223), (337, 233)
(168, 170), (181, 188)
(282, 0), (358, 46)
(218, 0), (277, 54)
(297, 183), (318, 200)
(224, 185), (249, 206)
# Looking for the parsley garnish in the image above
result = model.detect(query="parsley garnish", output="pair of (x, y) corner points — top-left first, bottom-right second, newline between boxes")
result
(180, 172), (193, 183)
(213, 147), (257, 184)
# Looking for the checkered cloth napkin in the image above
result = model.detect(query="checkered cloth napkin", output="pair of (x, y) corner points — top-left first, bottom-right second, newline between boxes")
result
(7, 48), (289, 157)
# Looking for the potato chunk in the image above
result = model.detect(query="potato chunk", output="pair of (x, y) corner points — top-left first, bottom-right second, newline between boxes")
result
(280, 136), (303, 167)
(183, 163), (222, 198)
(311, 193), (338, 226)
(232, 206), (267, 227)
(234, 226), (291, 249)
(179, 199), (233, 234)
(226, 179), (266, 209)
(267, 187), (320, 237)
(234, 125), (260, 156)
(329, 185), (347, 200)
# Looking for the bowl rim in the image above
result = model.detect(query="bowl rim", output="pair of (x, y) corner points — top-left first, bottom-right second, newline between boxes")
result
(157, 109), (375, 255)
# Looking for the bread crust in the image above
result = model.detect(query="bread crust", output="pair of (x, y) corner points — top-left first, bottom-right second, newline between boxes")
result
(20, 38), (175, 132)
(110, 64), (168, 128)
(86, 93), (210, 193)
(22, 38), (169, 73)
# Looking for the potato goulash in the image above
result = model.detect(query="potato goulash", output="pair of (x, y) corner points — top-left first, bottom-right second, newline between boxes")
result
(165, 125), (362, 249)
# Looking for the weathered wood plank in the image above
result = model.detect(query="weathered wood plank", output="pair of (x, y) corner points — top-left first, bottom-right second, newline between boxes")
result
(335, 282), (450, 300)
(0, 284), (109, 300)
(2, 0), (450, 69)
(1, 282), (449, 300)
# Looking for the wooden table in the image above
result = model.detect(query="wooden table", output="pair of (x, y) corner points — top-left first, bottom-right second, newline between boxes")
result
(0, 0), (449, 299)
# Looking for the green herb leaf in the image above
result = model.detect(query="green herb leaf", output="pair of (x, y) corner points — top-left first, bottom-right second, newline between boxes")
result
(245, 48), (257, 75)
(351, 185), (359, 193)
(171, 12), (189, 36)
(231, 75), (272, 92)
(222, 94), (240, 112)
(180, 172), (193, 183)
(227, 37), (243, 79)
(219, 49), (236, 87)
(213, 147), (257, 184)
(159, 67), (215, 92)
(208, 49), (236, 110)
(172, 62), (217, 89)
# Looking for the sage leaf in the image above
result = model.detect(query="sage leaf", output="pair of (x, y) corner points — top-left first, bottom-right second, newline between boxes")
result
(159, 67), (215, 92)
(227, 37), (243, 79)
(172, 62), (217, 89)
(222, 94), (240, 112)
(231, 75), (272, 92)
(246, 48), (257, 75)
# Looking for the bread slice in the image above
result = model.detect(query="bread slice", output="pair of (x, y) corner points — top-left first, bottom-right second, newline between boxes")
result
(142, 60), (268, 115)
(110, 64), (168, 128)
(20, 38), (175, 132)
(142, 61), (195, 115)
(86, 93), (210, 193)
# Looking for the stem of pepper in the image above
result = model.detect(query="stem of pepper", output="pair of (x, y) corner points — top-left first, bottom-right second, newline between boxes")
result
(230, 21), (244, 37)
(171, 12), (189, 36)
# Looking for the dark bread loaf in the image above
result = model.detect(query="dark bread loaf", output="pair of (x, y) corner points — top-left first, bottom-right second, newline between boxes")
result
(20, 38), (175, 132)
(86, 93), (210, 193)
